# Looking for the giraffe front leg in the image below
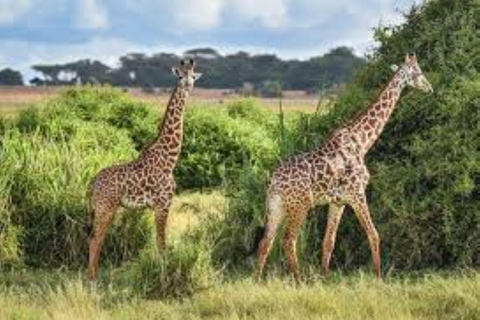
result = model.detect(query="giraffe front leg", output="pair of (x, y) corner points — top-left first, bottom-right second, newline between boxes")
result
(350, 195), (381, 279)
(282, 207), (308, 283)
(153, 196), (173, 253)
(321, 203), (345, 277)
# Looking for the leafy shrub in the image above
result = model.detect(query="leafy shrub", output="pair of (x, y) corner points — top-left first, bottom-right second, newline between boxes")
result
(0, 121), (152, 267)
(40, 86), (158, 150)
(177, 104), (279, 189)
(112, 222), (220, 299)
(315, 0), (480, 270)
(226, 98), (265, 121)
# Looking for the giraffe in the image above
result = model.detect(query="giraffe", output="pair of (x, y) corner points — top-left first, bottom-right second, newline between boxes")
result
(87, 59), (202, 280)
(254, 54), (433, 282)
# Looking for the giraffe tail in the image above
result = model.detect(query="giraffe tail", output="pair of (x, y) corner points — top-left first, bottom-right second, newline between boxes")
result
(249, 192), (283, 256)
(249, 226), (266, 256)
(84, 180), (95, 238)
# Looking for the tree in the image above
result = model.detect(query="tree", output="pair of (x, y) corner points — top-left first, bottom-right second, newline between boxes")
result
(296, 0), (480, 270)
(0, 68), (23, 86)
(26, 46), (365, 90)
(184, 48), (221, 59)
(260, 80), (282, 97)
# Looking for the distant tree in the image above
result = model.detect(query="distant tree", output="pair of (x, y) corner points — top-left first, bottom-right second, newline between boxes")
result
(27, 46), (365, 90)
(64, 59), (111, 84)
(29, 77), (44, 86)
(260, 80), (282, 97)
(184, 48), (221, 59)
(31, 65), (63, 84)
(0, 68), (23, 86)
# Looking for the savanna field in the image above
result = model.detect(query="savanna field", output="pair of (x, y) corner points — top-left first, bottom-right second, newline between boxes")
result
(1, 1), (479, 319)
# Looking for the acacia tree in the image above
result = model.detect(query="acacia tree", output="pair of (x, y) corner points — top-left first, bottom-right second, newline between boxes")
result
(0, 68), (23, 86)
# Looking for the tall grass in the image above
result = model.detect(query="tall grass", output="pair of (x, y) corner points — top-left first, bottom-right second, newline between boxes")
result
(0, 271), (478, 320)
(0, 87), (288, 268)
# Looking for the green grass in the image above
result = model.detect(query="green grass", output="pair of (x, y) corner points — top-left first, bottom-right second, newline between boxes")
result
(1, 189), (476, 319)
(0, 270), (478, 320)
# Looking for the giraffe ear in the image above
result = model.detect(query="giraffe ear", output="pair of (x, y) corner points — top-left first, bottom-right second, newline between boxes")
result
(172, 67), (181, 77)
(193, 73), (202, 81)
(390, 64), (399, 72)
(405, 53), (417, 64)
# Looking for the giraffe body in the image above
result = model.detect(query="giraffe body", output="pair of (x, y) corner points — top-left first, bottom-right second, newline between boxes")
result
(88, 59), (201, 280)
(255, 54), (433, 281)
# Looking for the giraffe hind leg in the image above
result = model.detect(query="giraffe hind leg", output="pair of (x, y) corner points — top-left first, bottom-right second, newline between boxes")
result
(254, 194), (284, 281)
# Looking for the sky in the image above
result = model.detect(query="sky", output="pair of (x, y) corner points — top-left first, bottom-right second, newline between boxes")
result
(0, 0), (419, 80)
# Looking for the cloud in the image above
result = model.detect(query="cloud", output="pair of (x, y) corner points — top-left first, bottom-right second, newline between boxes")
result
(287, 0), (406, 29)
(0, 0), (32, 24)
(228, 0), (289, 29)
(75, 0), (108, 30)
(0, 37), (165, 81)
(169, 0), (223, 30)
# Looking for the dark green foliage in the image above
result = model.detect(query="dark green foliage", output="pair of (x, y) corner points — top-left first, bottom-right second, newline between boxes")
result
(221, 0), (479, 271)
(212, 166), (270, 271)
(52, 86), (158, 150)
(0, 68), (23, 86)
(32, 60), (111, 85)
(300, 0), (480, 270)
(322, 0), (480, 270)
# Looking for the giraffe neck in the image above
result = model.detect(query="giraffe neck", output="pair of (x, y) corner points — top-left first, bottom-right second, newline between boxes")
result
(348, 71), (406, 154)
(143, 85), (189, 171)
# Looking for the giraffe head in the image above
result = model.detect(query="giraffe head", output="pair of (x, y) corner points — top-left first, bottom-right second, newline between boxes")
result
(172, 58), (202, 91)
(391, 54), (433, 93)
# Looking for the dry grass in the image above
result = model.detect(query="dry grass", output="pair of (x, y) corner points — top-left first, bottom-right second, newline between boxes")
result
(0, 86), (320, 117)
(0, 270), (478, 320)
(168, 190), (225, 238)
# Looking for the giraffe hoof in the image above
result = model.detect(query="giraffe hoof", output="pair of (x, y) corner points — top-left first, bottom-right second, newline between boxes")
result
(292, 274), (304, 285)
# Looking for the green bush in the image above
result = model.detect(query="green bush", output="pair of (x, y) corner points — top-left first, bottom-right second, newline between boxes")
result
(31, 86), (158, 150)
(176, 102), (279, 189)
(0, 122), (152, 267)
(313, 0), (480, 270)
(112, 222), (220, 299)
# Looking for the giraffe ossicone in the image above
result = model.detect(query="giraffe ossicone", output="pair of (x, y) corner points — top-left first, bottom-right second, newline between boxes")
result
(254, 53), (433, 282)
(87, 59), (201, 281)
